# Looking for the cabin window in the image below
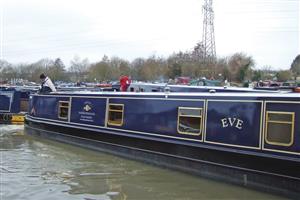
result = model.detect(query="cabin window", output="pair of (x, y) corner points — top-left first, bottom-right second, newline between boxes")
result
(107, 104), (124, 126)
(58, 101), (69, 120)
(177, 107), (202, 135)
(265, 111), (295, 146)
(20, 99), (29, 112)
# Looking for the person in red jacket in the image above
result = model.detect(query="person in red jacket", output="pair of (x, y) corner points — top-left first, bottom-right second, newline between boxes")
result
(119, 75), (131, 91)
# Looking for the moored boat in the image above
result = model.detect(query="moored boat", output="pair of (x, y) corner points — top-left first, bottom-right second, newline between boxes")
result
(0, 87), (34, 124)
(124, 82), (281, 93)
(25, 90), (300, 198)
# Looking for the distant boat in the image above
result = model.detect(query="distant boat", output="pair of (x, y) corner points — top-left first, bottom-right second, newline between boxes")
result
(125, 82), (279, 93)
(0, 86), (35, 123)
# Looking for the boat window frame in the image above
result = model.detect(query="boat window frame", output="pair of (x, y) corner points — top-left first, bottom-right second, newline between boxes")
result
(177, 107), (203, 136)
(107, 103), (124, 126)
(58, 101), (70, 120)
(265, 111), (295, 147)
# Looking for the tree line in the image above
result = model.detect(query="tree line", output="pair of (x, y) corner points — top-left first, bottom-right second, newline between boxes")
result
(0, 52), (299, 84)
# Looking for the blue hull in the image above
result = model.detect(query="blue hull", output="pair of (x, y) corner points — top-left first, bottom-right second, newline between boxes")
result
(0, 87), (32, 123)
(25, 91), (300, 197)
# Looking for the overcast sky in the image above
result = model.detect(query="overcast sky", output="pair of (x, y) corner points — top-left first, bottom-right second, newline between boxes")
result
(1, 0), (299, 69)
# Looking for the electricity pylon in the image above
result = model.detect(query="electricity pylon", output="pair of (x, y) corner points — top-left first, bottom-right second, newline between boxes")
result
(202, 0), (216, 63)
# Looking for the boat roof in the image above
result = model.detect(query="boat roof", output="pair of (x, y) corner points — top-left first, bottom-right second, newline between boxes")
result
(40, 90), (300, 98)
(130, 83), (275, 92)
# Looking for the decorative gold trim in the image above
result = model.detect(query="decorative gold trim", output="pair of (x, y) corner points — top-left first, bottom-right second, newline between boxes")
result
(203, 140), (261, 150)
(267, 120), (293, 124)
(265, 111), (295, 147)
(267, 111), (295, 115)
(107, 103), (124, 126)
(260, 101), (266, 150)
(104, 98), (109, 128)
(261, 146), (300, 155)
(27, 115), (205, 143)
(203, 100), (208, 143)
(265, 101), (300, 104)
(68, 97), (72, 122)
(262, 101), (298, 154)
(109, 109), (123, 112)
(58, 101), (70, 120)
(177, 107), (203, 136)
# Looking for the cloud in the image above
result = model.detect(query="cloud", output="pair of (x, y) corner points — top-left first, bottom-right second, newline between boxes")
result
(1, 0), (299, 69)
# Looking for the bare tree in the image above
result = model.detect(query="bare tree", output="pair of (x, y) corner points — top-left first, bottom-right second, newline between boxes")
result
(291, 54), (300, 77)
(69, 55), (90, 82)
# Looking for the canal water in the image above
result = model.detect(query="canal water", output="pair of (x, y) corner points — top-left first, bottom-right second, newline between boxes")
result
(0, 125), (287, 200)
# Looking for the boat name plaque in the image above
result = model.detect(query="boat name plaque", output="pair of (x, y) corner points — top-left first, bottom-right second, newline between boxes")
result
(221, 118), (244, 130)
(78, 101), (95, 123)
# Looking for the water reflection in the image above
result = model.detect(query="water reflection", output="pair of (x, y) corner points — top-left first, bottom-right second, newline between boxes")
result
(1, 125), (287, 200)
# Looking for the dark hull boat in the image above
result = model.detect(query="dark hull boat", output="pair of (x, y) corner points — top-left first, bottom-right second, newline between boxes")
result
(25, 91), (300, 198)
(0, 87), (33, 123)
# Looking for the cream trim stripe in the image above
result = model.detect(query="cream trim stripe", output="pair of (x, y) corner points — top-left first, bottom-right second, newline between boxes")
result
(25, 116), (300, 160)
(26, 124), (300, 181)
(263, 101), (300, 155)
(27, 115), (203, 143)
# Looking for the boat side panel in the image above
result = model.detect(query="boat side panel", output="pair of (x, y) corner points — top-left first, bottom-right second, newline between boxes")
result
(263, 102), (300, 154)
(32, 96), (70, 120)
(70, 97), (107, 126)
(0, 91), (13, 112)
(28, 94), (300, 160)
(205, 100), (262, 149)
(108, 98), (205, 140)
(0, 91), (21, 113)
(10, 91), (21, 113)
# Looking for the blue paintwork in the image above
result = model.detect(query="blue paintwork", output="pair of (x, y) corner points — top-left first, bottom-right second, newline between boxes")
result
(0, 92), (12, 111)
(0, 89), (21, 113)
(70, 97), (107, 126)
(264, 102), (300, 154)
(109, 98), (204, 139)
(31, 96), (69, 120)
(27, 92), (300, 162)
(0, 87), (34, 115)
(206, 101), (262, 148)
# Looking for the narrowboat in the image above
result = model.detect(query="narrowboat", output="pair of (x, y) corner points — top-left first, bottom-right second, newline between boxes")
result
(125, 82), (279, 93)
(24, 90), (300, 198)
(0, 87), (34, 124)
